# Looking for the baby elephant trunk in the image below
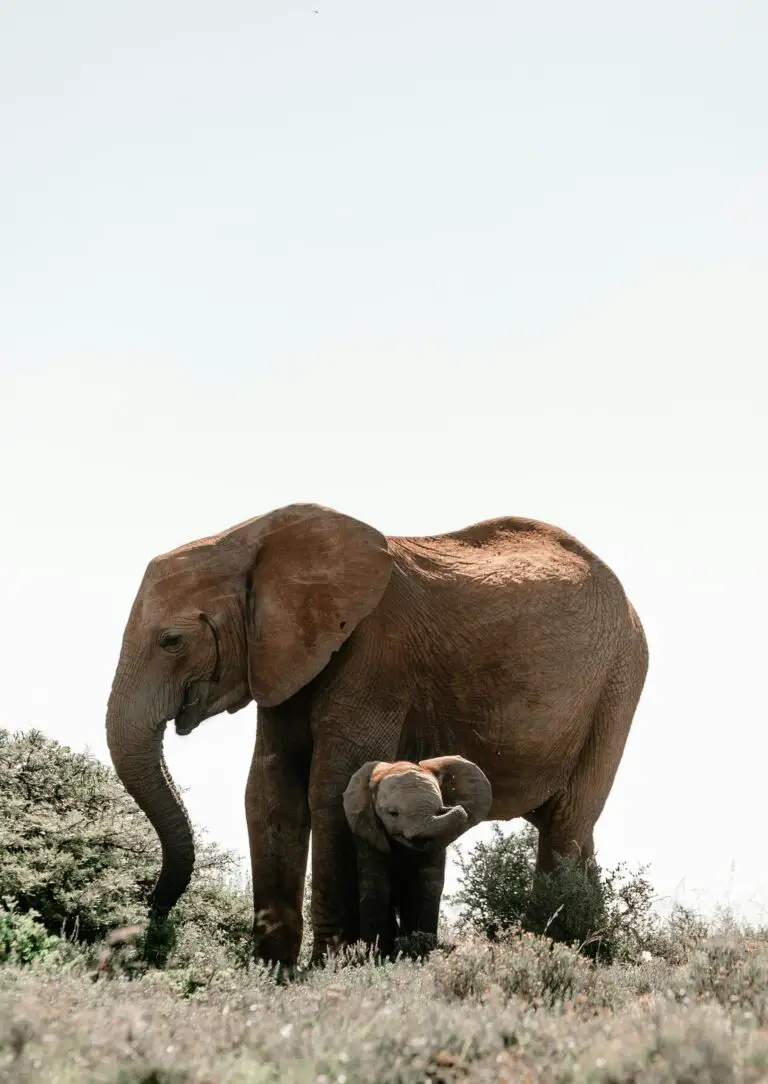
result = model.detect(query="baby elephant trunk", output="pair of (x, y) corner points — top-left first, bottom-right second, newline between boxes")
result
(413, 805), (470, 850)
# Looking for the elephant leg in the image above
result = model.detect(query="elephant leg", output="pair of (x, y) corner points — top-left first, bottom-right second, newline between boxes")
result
(396, 849), (445, 939)
(355, 840), (396, 955)
(534, 637), (647, 874)
(308, 802), (360, 961)
(245, 701), (312, 966)
(308, 723), (402, 963)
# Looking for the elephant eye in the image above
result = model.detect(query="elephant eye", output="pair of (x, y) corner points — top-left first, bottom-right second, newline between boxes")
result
(388, 809), (399, 817)
(159, 630), (184, 652)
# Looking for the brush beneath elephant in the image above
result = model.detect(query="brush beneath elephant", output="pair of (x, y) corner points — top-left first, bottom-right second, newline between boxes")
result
(343, 755), (492, 955)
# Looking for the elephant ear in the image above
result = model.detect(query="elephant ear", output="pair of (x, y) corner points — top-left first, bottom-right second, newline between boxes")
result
(244, 508), (393, 706)
(419, 755), (492, 826)
(343, 762), (390, 853)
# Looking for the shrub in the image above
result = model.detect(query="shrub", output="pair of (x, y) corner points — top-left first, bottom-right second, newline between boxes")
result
(0, 728), (251, 969)
(451, 823), (661, 962)
(0, 900), (59, 966)
(170, 873), (254, 969)
(451, 823), (539, 941)
(431, 928), (592, 1007)
(644, 903), (710, 966)
(687, 934), (768, 1023)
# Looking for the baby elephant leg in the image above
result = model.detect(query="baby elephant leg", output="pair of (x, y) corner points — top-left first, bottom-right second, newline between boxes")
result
(355, 840), (398, 956)
(394, 848), (446, 941)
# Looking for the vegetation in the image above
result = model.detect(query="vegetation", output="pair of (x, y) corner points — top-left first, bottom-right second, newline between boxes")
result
(451, 822), (709, 965)
(0, 729), (253, 972)
(1, 728), (766, 1082)
(3, 923), (768, 1082)
(0, 902), (59, 967)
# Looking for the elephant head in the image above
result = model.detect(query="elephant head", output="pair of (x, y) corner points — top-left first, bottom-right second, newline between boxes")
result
(343, 755), (492, 854)
(106, 503), (393, 916)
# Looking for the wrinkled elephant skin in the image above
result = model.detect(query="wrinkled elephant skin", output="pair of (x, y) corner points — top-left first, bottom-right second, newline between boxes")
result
(106, 503), (648, 965)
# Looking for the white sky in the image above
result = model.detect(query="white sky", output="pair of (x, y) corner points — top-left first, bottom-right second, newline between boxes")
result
(2, 1), (767, 922)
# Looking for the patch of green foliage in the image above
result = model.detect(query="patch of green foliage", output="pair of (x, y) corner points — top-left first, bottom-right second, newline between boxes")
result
(0, 901), (59, 967)
(0, 729), (252, 973)
(451, 823), (709, 964)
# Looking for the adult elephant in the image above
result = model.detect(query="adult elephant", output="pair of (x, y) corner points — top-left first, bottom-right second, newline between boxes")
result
(106, 503), (647, 965)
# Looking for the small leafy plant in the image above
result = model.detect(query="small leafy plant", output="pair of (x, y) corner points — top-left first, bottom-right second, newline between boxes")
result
(0, 899), (59, 966)
(451, 823), (663, 962)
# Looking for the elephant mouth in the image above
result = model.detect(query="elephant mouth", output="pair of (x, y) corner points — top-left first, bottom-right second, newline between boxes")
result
(396, 807), (461, 853)
(174, 614), (227, 737)
(398, 835), (437, 854)
(174, 710), (202, 737)
(174, 683), (208, 736)
(174, 683), (252, 736)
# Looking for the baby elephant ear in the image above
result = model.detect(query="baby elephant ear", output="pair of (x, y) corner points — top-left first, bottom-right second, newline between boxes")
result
(419, 755), (492, 826)
(343, 762), (391, 853)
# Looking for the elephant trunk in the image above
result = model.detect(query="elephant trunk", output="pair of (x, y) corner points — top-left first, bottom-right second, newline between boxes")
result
(415, 805), (470, 850)
(106, 687), (195, 917)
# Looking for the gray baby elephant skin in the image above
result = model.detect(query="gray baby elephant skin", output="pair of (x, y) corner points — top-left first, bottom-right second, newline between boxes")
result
(343, 756), (492, 953)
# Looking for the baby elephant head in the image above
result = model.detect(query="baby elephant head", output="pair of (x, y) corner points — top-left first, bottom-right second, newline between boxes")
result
(343, 755), (492, 854)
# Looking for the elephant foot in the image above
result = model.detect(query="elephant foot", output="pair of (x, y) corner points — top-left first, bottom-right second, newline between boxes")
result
(393, 931), (438, 960)
(251, 905), (303, 968)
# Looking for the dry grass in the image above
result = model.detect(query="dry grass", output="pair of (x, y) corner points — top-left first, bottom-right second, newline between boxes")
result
(7, 730), (767, 1080)
(3, 925), (768, 1083)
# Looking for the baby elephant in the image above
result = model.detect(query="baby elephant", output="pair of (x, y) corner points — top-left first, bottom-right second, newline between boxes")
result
(343, 755), (492, 955)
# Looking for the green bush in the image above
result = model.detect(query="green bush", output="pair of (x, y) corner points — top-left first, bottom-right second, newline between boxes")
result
(0, 900), (59, 966)
(452, 823), (539, 941)
(0, 728), (252, 969)
(451, 823), (663, 962)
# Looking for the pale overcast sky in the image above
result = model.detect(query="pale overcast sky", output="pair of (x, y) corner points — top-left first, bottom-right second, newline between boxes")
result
(1, 1), (766, 919)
